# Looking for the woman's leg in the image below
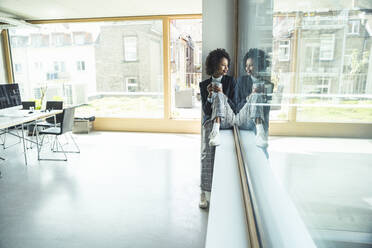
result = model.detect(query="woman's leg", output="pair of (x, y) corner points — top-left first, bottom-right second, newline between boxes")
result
(235, 93), (268, 147)
(208, 92), (235, 146)
(200, 120), (215, 208)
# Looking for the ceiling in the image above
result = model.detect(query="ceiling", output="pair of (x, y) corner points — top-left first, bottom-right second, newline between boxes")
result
(0, 0), (202, 20)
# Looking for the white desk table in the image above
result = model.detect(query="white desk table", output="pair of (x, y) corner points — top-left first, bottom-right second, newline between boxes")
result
(0, 110), (63, 165)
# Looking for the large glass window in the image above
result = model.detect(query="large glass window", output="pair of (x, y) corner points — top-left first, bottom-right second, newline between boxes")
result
(9, 20), (164, 118)
(169, 18), (202, 119)
(272, 7), (372, 123)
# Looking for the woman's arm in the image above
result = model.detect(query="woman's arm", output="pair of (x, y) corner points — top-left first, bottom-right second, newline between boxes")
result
(200, 81), (212, 116)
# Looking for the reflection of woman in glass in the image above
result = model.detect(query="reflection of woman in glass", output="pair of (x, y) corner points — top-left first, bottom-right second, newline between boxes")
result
(199, 48), (235, 209)
(235, 48), (273, 147)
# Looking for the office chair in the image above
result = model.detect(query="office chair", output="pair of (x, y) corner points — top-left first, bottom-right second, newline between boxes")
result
(37, 106), (80, 161)
(35, 101), (64, 129)
(28, 101), (63, 143)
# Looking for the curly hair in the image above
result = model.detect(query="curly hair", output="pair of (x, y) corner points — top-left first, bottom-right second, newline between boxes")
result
(205, 48), (231, 76)
(242, 48), (270, 72)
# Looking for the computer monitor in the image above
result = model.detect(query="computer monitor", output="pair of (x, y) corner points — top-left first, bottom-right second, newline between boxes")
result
(0, 83), (22, 110)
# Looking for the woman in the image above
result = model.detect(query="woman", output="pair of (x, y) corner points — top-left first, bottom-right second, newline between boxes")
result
(235, 48), (273, 147)
(199, 48), (235, 209)
(199, 48), (268, 209)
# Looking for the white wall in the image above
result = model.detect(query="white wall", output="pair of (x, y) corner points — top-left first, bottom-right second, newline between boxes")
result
(202, 0), (235, 80)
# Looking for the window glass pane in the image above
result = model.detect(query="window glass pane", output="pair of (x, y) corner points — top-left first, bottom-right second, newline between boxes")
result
(124, 36), (138, 61)
(9, 20), (164, 118)
(170, 19), (202, 120)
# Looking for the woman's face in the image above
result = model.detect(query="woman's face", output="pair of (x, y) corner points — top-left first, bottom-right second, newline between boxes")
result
(245, 58), (255, 76)
(213, 57), (229, 78)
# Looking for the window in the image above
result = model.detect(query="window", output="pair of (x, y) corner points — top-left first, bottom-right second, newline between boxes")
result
(125, 77), (138, 92)
(278, 40), (290, 61)
(10, 20), (166, 119)
(53, 61), (66, 72)
(31, 35), (43, 47)
(74, 34), (85, 45)
(348, 20), (360, 35)
(53, 34), (70, 46)
(123, 36), (138, 61)
(11, 36), (28, 47)
(56, 35), (64, 46)
(15, 64), (22, 73)
(318, 78), (331, 94)
(319, 35), (335, 61)
(304, 44), (320, 72)
(34, 62), (43, 70)
(77, 61), (86, 71)
(46, 72), (58, 80)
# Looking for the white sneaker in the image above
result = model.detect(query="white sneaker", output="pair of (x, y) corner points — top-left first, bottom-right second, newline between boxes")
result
(256, 124), (268, 148)
(209, 131), (220, 146)
(209, 123), (220, 146)
(199, 191), (209, 209)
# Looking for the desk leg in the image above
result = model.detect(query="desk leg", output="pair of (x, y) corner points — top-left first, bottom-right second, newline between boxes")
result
(21, 123), (27, 165)
(36, 122), (40, 161)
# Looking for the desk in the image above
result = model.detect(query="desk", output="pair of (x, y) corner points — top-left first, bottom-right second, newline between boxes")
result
(0, 110), (63, 165)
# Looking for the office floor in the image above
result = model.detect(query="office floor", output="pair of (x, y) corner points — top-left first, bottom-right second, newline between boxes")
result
(0, 131), (208, 248)
(1, 132), (372, 248)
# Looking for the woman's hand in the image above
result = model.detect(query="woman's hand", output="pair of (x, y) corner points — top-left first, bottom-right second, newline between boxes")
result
(213, 85), (222, 93)
(207, 83), (223, 97)
(207, 83), (213, 97)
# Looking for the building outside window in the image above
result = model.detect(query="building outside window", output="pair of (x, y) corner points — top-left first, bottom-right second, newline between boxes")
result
(123, 36), (138, 61)
(170, 18), (202, 120)
(8, 21), (164, 118)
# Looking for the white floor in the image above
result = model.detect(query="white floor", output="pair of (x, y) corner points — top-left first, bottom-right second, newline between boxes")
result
(0, 131), (208, 248)
(1, 131), (372, 248)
